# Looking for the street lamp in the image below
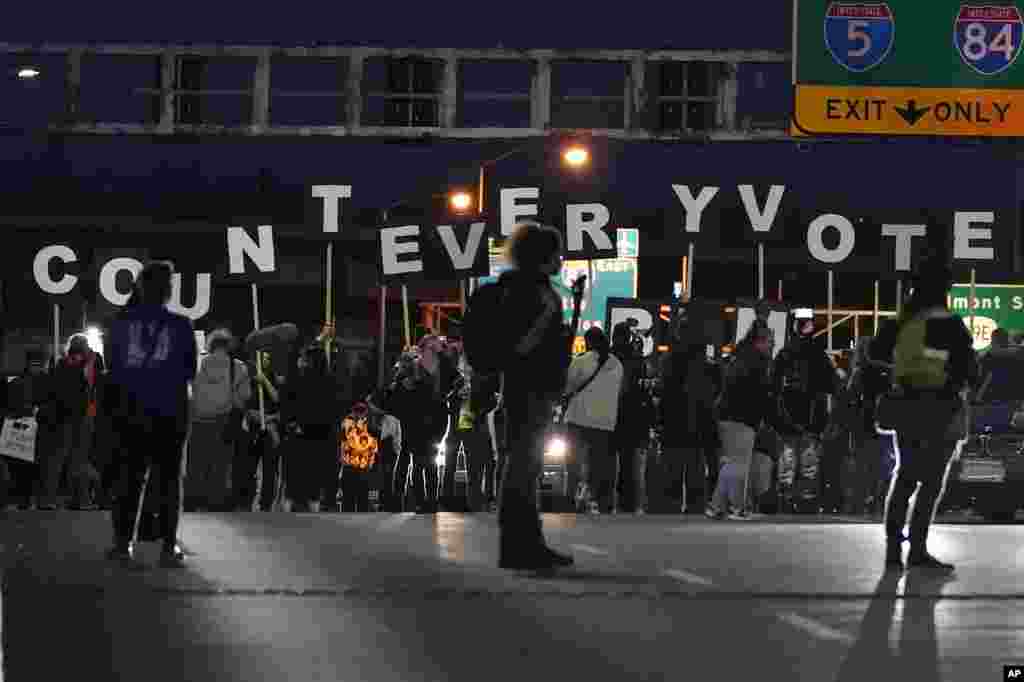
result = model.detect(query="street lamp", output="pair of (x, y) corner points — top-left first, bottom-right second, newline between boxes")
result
(563, 144), (589, 168)
(448, 137), (592, 219)
(449, 190), (473, 214)
(17, 67), (40, 80)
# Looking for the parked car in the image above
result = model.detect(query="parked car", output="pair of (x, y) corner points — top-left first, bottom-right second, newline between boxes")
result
(945, 349), (1024, 522)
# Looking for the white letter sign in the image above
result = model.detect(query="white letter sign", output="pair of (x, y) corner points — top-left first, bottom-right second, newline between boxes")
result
(33, 245), (78, 295)
(381, 225), (423, 276)
(954, 211), (995, 261)
(807, 214), (856, 264)
(99, 257), (144, 306)
(566, 203), (614, 252)
(168, 273), (212, 320)
(671, 185), (719, 233)
(436, 222), (486, 271)
(500, 187), (540, 236)
(311, 185), (352, 234)
(882, 224), (927, 271)
(738, 184), (786, 233)
(227, 225), (277, 274)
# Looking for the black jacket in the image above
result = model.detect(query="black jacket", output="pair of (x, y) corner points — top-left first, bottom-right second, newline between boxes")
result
(498, 270), (570, 396)
(774, 335), (839, 433)
(718, 343), (775, 431)
(660, 346), (718, 448)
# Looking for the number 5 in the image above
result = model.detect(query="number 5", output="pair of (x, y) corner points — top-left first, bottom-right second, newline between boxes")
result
(848, 20), (873, 58)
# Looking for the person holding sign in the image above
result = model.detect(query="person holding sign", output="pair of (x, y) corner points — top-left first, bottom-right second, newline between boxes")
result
(104, 261), (197, 568)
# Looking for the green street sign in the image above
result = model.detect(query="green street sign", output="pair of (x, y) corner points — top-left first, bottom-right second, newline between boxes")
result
(948, 283), (1024, 349)
(793, 1), (1024, 136)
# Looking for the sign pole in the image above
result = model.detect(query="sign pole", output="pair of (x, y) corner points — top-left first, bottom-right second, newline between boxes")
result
(251, 282), (266, 431)
(324, 242), (333, 369)
(970, 268), (977, 344)
(757, 243), (765, 300)
(377, 285), (388, 389)
(401, 284), (411, 350)
(896, 279), (903, 315)
(778, 279), (783, 302)
(827, 270), (834, 354)
(52, 303), (60, 365)
(873, 280), (880, 335)
(685, 243), (695, 299)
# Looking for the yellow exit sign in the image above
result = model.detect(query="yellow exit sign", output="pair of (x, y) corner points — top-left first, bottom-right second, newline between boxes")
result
(794, 84), (1024, 136)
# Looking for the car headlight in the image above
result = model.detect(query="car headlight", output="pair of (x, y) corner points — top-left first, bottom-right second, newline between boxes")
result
(545, 437), (568, 461)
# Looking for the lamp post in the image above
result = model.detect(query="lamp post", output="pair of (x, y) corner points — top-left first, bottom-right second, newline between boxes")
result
(447, 138), (592, 308)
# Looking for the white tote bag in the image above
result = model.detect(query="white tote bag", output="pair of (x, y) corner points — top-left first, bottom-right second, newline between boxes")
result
(0, 416), (38, 463)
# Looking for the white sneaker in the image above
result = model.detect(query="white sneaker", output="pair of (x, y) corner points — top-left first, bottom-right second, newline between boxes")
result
(727, 511), (751, 521)
(587, 501), (601, 515)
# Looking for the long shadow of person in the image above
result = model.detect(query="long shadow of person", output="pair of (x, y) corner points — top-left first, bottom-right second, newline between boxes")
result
(835, 569), (955, 682)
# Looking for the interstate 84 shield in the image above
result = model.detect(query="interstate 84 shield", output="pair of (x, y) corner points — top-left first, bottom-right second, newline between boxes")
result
(955, 5), (1024, 76)
(824, 2), (896, 72)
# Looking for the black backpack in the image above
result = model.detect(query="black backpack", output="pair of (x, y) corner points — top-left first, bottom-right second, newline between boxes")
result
(463, 281), (514, 374)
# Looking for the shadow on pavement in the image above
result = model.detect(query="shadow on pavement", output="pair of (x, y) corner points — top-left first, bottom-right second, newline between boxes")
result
(834, 569), (955, 682)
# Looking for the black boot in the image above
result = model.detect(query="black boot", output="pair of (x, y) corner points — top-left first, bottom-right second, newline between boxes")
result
(907, 550), (954, 573)
(884, 541), (904, 570)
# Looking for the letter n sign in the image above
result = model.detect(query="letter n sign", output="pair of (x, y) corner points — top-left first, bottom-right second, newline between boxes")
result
(226, 226), (279, 283)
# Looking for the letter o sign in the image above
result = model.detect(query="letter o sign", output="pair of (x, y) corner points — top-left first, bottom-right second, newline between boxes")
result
(807, 214), (855, 265)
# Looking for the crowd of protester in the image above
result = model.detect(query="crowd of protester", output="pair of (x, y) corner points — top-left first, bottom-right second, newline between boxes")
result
(0, 252), (1010, 557)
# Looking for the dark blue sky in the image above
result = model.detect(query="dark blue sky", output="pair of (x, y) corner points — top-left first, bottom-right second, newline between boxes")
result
(1, 0), (792, 50)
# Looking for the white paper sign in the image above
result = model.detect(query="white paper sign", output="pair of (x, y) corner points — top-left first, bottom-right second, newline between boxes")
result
(0, 417), (37, 462)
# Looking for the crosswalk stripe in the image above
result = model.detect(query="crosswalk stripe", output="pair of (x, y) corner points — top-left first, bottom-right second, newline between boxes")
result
(570, 544), (609, 556)
(777, 612), (855, 644)
(378, 514), (415, 532)
(662, 568), (715, 587)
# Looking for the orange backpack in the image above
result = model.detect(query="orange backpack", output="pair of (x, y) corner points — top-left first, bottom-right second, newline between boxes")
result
(340, 416), (379, 471)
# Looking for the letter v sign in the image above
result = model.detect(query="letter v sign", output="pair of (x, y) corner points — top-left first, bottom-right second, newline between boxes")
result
(436, 222), (487, 271)
(738, 185), (786, 233)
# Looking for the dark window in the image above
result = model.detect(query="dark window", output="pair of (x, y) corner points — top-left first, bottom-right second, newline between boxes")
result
(736, 62), (791, 131)
(363, 57), (441, 127)
(458, 60), (532, 128)
(651, 61), (723, 133)
(269, 57), (347, 126)
(0, 54), (68, 129)
(550, 61), (626, 129)
(175, 56), (254, 126)
(80, 55), (161, 124)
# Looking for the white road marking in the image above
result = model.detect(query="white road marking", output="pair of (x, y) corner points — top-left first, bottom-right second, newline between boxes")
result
(662, 568), (715, 587)
(777, 612), (855, 645)
(378, 514), (415, 532)
(569, 544), (609, 556)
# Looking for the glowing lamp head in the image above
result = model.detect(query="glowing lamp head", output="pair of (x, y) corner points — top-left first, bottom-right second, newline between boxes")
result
(545, 437), (568, 460)
(563, 145), (589, 168)
(17, 67), (40, 80)
(85, 327), (103, 354)
(449, 191), (473, 213)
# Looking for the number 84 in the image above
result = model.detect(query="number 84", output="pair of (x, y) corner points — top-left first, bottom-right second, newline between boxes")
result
(962, 22), (1015, 62)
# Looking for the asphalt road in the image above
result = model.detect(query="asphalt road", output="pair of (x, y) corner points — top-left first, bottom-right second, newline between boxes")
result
(1, 511), (1022, 682)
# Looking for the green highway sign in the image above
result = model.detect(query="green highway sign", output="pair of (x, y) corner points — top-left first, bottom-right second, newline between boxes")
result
(948, 283), (1024, 349)
(793, 1), (1024, 136)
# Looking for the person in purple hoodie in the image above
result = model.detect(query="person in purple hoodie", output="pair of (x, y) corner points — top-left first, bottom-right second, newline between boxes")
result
(103, 261), (197, 568)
